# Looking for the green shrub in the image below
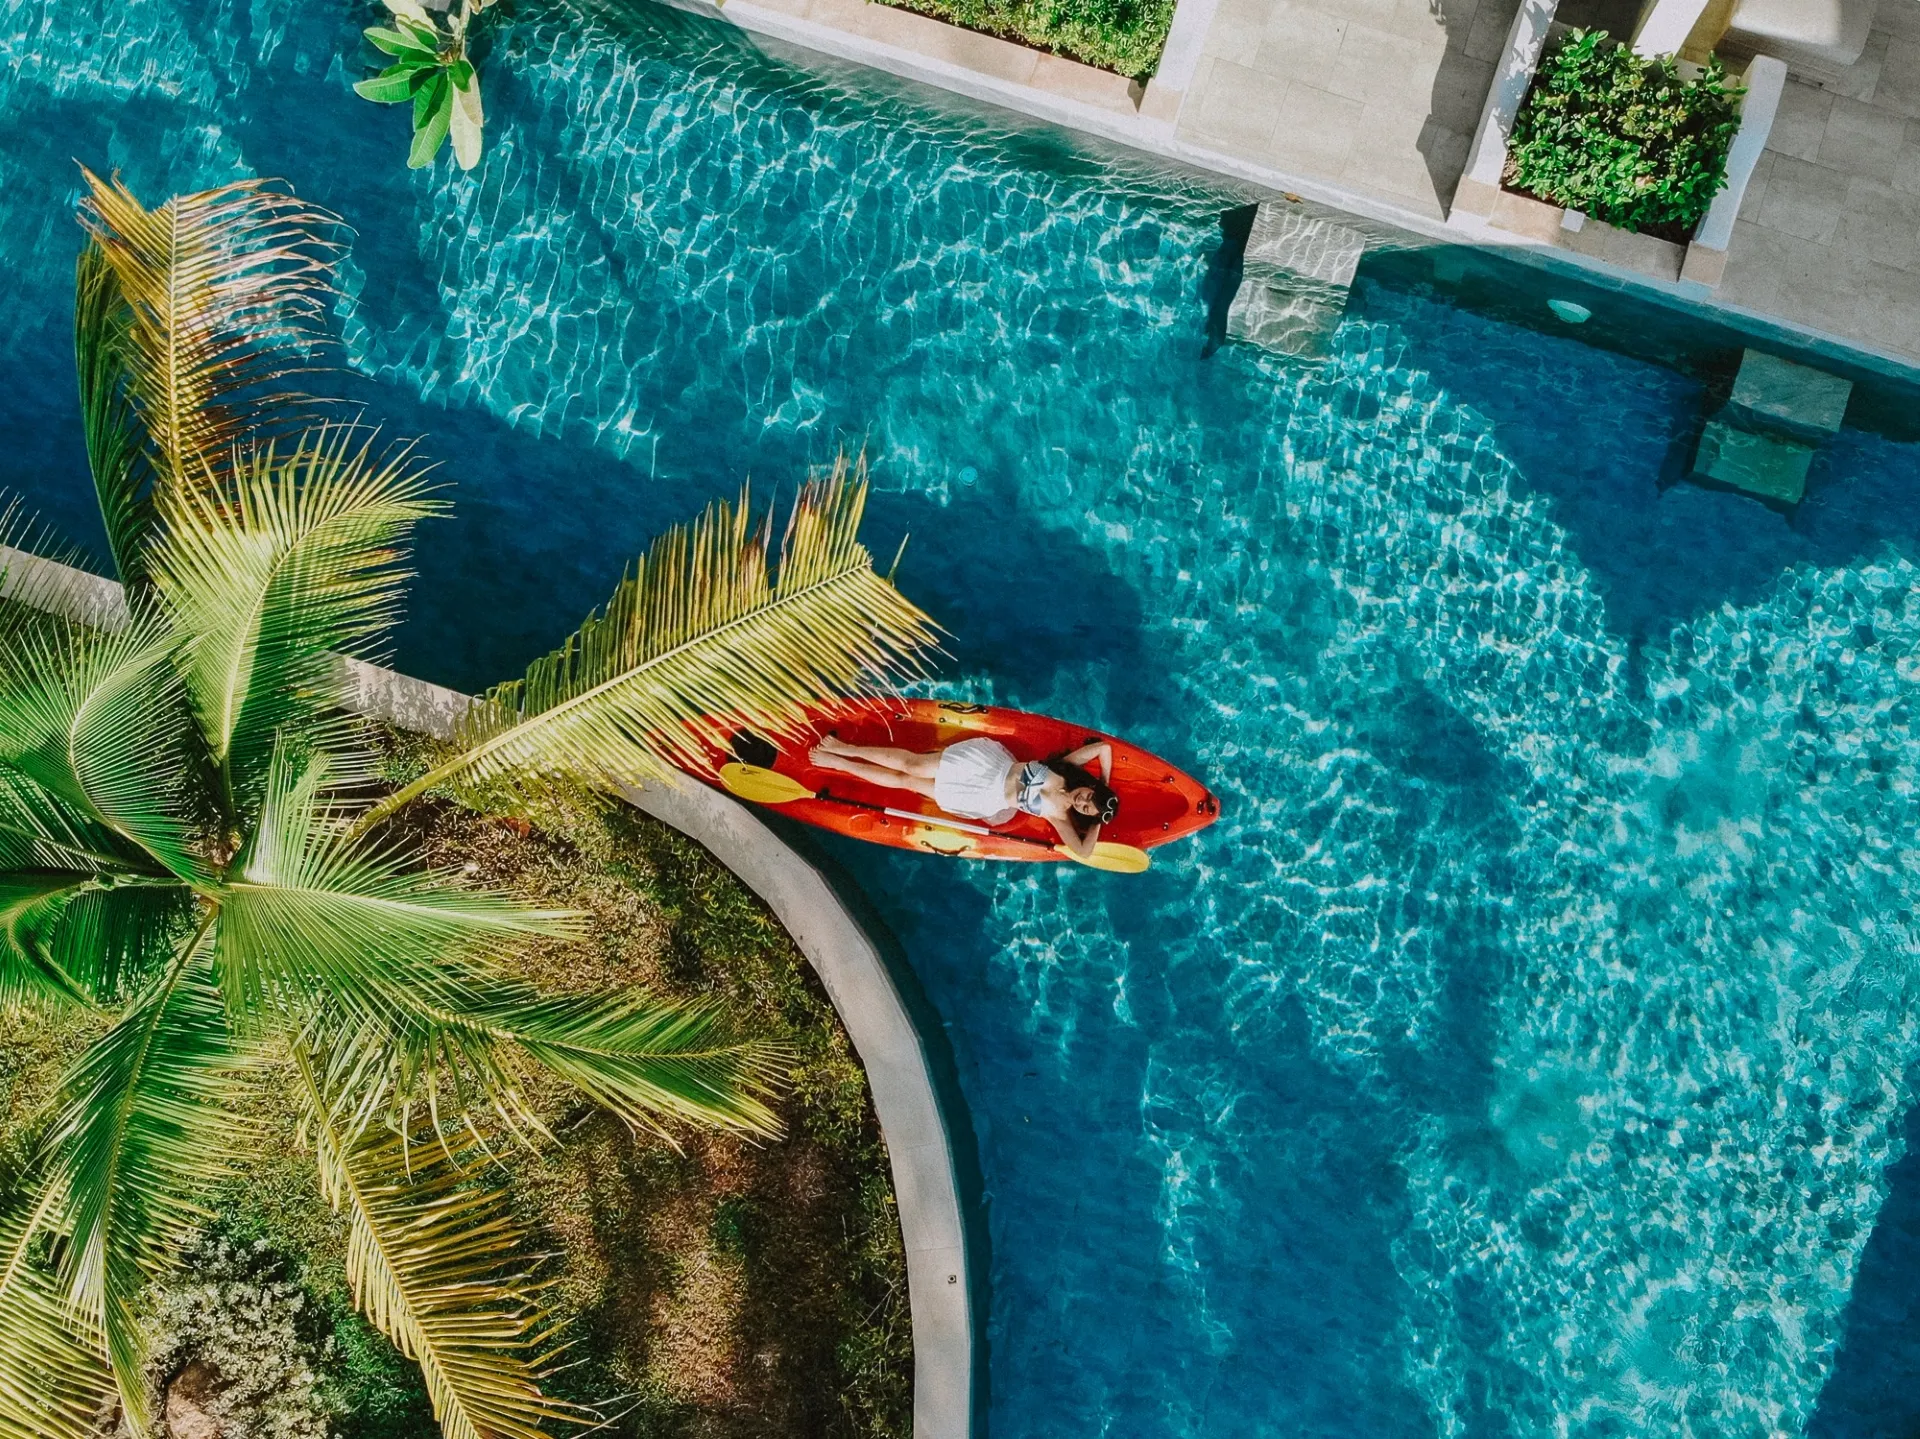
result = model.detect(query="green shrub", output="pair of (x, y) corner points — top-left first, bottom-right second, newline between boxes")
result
(141, 1234), (338, 1439)
(878, 0), (1173, 79)
(1506, 29), (1744, 237)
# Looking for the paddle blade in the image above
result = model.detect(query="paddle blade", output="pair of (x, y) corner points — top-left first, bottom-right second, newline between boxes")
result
(718, 762), (814, 805)
(1064, 841), (1151, 874)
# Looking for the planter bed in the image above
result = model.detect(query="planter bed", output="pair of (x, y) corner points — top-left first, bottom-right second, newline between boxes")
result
(1456, 7), (1786, 292)
(872, 0), (1172, 80)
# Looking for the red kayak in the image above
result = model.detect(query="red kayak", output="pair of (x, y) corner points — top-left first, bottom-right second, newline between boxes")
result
(695, 699), (1218, 871)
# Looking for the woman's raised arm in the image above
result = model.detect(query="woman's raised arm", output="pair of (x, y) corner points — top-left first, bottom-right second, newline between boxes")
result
(1048, 812), (1099, 859)
(1064, 740), (1113, 780)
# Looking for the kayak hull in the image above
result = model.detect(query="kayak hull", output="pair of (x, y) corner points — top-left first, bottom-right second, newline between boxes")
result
(691, 700), (1219, 863)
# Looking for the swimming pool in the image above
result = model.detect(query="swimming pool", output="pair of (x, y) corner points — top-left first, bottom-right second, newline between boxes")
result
(7, 1), (1920, 1433)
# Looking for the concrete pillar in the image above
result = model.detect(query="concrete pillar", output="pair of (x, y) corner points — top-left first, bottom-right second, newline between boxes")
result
(1633, 0), (1714, 54)
(1138, 0), (1226, 124)
(1452, 0), (1561, 220)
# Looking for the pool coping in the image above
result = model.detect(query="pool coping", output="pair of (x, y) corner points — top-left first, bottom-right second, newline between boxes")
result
(670, 0), (1920, 383)
(0, 545), (975, 1439)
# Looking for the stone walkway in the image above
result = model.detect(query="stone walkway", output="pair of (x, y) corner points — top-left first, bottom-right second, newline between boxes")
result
(1176, 0), (1522, 221)
(1718, 3), (1920, 366)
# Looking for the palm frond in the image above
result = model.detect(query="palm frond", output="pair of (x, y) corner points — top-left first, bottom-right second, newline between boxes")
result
(0, 505), (124, 630)
(37, 882), (193, 1007)
(217, 741), (578, 1035)
(485, 993), (785, 1140)
(150, 425), (440, 804)
(41, 925), (244, 1431)
(353, 458), (939, 833)
(0, 874), (106, 1008)
(0, 767), (159, 878)
(297, 1053), (587, 1439)
(74, 244), (155, 586)
(0, 608), (208, 882)
(0, 1181), (112, 1439)
(77, 170), (343, 493)
(344, 987), (785, 1159)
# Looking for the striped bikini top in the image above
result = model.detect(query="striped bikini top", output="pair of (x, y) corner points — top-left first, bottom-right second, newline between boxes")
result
(1015, 761), (1050, 816)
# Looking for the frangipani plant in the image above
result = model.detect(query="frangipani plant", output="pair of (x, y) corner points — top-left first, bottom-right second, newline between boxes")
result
(0, 171), (937, 1437)
(354, 0), (492, 169)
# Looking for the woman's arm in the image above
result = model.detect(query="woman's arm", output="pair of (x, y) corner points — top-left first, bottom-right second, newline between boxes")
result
(1063, 741), (1112, 780)
(1047, 813), (1099, 859)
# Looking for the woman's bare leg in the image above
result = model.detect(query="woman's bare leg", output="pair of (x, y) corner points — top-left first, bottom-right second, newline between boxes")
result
(815, 734), (942, 781)
(808, 749), (941, 800)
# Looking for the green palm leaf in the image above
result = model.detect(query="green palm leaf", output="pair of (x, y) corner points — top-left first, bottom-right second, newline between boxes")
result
(364, 988), (785, 1155)
(41, 927), (244, 1430)
(149, 425), (440, 803)
(484, 992), (784, 1139)
(35, 882), (193, 1006)
(217, 741), (577, 1034)
(298, 1053), (587, 1439)
(0, 766), (158, 878)
(76, 171), (342, 494)
(353, 459), (938, 833)
(0, 611), (207, 882)
(74, 244), (155, 586)
(0, 874), (106, 1008)
(0, 1181), (112, 1439)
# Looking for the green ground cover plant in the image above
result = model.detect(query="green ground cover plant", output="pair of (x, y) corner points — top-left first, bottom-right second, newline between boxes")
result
(874, 0), (1173, 79)
(0, 170), (935, 1437)
(1505, 28), (1744, 239)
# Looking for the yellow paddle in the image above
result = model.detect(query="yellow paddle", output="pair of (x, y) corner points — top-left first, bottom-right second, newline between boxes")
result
(1065, 842), (1153, 875)
(718, 762), (813, 804)
(716, 763), (1152, 872)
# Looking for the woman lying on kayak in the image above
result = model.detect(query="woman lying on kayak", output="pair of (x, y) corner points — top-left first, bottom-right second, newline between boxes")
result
(808, 734), (1119, 859)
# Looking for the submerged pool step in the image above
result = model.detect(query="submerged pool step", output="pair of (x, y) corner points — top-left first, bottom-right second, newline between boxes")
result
(1226, 203), (1366, 360)
(1689, 350), (1854, 507)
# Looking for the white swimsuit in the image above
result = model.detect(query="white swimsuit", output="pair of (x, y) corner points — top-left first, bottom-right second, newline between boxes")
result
(933, 739), (1049, 825)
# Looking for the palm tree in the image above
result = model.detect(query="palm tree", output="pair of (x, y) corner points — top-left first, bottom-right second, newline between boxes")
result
(0, 171), (938, 1438)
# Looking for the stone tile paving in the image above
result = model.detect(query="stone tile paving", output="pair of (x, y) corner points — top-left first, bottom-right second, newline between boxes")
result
(1178, 0), (1520, 220)
(1719, 6), (1920, 365)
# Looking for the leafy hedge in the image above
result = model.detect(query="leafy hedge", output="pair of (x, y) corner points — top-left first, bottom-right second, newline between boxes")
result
(1506, 29), (1744, 238)
(879, 0), (1174, 80)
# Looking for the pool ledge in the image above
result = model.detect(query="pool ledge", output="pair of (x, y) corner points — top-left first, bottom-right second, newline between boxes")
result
(0, 546), (976, 1439)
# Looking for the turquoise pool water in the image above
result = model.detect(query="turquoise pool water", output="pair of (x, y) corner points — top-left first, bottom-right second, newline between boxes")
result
(8, 2), (1920, 1433)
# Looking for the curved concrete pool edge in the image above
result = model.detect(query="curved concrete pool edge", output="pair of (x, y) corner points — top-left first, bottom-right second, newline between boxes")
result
(0, 547), (976, 1439)
(615, 774), (975, 1439)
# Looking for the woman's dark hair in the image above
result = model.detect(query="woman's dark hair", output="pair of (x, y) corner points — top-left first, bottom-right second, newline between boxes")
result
(1046, 757), (1120, 836)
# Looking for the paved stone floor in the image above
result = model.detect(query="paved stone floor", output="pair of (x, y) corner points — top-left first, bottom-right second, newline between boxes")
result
(1176, 0), (1522, 221)
(1719, 6), (1920, 365)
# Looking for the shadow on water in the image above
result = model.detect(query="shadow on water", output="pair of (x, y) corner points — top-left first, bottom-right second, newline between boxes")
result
(1809, 1086), (1920, 1439)
(867, 475), (1157, 732)
(1200, 205), (1257, 359)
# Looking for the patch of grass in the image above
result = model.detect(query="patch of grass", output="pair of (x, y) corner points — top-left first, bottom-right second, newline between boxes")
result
(878, 0), (1173, 80)
(409, 792), (913, 1438)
